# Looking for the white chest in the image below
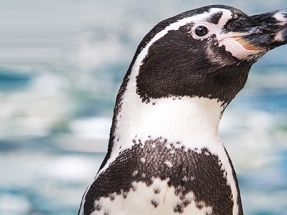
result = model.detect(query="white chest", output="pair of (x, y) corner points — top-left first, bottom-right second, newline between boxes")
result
(92, 179), (213, 215)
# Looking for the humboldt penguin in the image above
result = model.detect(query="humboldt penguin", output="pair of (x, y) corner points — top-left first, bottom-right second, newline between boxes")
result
(78, 5), (287, 215)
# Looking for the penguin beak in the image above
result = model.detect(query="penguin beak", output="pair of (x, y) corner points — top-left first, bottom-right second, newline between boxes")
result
(225, 9), (287, 51)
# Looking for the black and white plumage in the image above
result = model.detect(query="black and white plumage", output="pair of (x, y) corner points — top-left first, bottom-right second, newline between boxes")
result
(78, 5), (287, 215)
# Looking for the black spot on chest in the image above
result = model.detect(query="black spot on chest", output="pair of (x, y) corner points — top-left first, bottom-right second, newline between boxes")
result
(83, 138), (243, 215)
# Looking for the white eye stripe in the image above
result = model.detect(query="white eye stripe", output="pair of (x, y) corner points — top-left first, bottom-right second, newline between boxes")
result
(139, 8), (233, 52)
(189, 10), (233, 40)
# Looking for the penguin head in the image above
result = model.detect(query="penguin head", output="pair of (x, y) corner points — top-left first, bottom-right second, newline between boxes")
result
(127, 5), (287, 105)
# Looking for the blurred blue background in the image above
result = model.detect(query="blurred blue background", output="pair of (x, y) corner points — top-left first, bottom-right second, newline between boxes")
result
(0, 0), (287, 214)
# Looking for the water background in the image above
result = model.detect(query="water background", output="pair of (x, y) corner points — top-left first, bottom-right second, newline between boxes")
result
(0, 0), (287, 214)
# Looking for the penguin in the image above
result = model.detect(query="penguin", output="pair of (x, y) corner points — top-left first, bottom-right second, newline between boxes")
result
(78, 5), (287, 215)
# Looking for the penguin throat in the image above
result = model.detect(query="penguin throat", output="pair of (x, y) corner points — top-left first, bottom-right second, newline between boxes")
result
(111, 95), (225, 157)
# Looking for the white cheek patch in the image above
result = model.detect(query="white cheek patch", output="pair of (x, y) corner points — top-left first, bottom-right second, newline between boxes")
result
(219, 37), (264, 59)
(92, 180), (213, 215)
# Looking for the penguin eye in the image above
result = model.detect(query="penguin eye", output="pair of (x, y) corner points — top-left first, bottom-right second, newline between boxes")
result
(195, 26), (209, 36)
